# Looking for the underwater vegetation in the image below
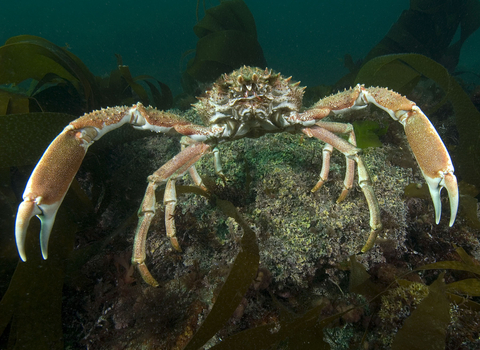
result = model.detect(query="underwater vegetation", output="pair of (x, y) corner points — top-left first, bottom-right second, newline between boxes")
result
(5, 117), (478, 349)
(1, 0), (480, 349)
(337, 0), (480, 194)
(0, 35), (173, 168)
(336, 0), (480, 88)
(0, 35), (173, 115)
(363, 0), (480, 73)
(182, 0), (267, 93)
(303, 2), (480, 191)
(0, 33), (175, 350)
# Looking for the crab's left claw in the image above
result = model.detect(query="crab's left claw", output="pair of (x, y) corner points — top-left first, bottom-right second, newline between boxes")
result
(363, 87), (459, 225)
(424, 170), (458, 227)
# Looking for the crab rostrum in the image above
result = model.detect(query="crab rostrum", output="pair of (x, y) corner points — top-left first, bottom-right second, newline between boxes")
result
(15, 66), (458, 286)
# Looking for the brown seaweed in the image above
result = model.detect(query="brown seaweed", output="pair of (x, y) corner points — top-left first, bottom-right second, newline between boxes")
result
(391, 274), (450, 350)
(0, 35), (173, 115)
(0, 36), (173, 170)
(183, 0), (267, 92)
(182, 192), (260, 349)
(0, 208), (76, 350)
(364, 0), (480, 72)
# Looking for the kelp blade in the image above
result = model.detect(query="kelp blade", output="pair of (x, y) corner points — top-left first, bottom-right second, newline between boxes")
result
(186, 30), (266, 83)
(208, 300), (336, 350)
(0, 207), (76, 349)
(193, 0), (258, 39)
(183, 198), (259, 350)
(0, 112), (75, 168)
(446, 278), (480, 296)
(348, 255), (383, 298)
(417, 260), (480, 276)
(185, 0), (266, 87)
(391, 273), (450, 350)
(352, 120), (388, 149)
(0, 35), (97, 109)
(0, 89), (30, 115)
(0, 38), (77, 85)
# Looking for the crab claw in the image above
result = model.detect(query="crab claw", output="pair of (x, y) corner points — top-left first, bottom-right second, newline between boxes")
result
(15, 197), (62, 261)
(363, 88), (459, 226)
(402, 106), (459, 226)
(15, 200), (41, 261)
(15, 125), (96, 261)
(424, 171), (458, 227)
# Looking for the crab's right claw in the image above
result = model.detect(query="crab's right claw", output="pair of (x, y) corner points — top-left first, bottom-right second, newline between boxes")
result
(361, 88), (459, 226)
(424, 171), (459, 227)
(401, 106), (459, 226)
(15, 196), (62, 261)
(444, 172), (459, 226)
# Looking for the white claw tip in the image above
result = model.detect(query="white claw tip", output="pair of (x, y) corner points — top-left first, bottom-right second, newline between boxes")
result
(445, 173), (459, 227)
(39, 213), (57, 261)
(426, 179), (442, 225)
(15, 198), (61, 262)
(424, 172), (459, 227)
(449, 218), (455, 227)
(15, 201), (42, 262)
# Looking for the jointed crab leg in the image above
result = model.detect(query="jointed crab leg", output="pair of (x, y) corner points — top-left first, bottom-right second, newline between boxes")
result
(311, 142), (333, 193)
(299, 84), (458, 227)
(312, 121), (357, 203)
(14, 66), (459, 287)
(132, 141), (211, 286)
(303, 126), (382, 251)
(362, 87), (459, 226)
(15, 103), (218, 263)
(181, 138), (207, 191)
(164, 179), (179, 251)
(212, 146), (227, 182)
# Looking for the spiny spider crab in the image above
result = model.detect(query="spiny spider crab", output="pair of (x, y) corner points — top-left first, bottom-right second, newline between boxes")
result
(15, 66), (458, 286)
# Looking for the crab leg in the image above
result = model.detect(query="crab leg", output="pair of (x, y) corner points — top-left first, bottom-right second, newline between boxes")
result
(311, 143), (333, 193)
(312, 121), (357, 203)
(164, 179), (180, 251)
(181, 137), (207, 191)
(132, 142), (211, 286)
(361, 87), (458, 226)
(303, 126), (382, 252)
(15, 103), (217, 263)
(300, 85), (458, 226)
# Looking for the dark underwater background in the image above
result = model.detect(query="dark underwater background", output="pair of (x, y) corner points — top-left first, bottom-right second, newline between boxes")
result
(1, 1), (480, 349)
(4, 0), (478, 93)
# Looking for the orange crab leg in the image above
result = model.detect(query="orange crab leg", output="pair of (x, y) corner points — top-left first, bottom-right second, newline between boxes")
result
(310, 142), (333, 193)
(15, 123), (101, 261)
(303, 126), (382, 251)
(362, 87), (458, 226)
(132, 141), (211, 286)
(312, 121), (357, 203)
(15, 104), (219, 262)
(298, 85), (458, 227)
